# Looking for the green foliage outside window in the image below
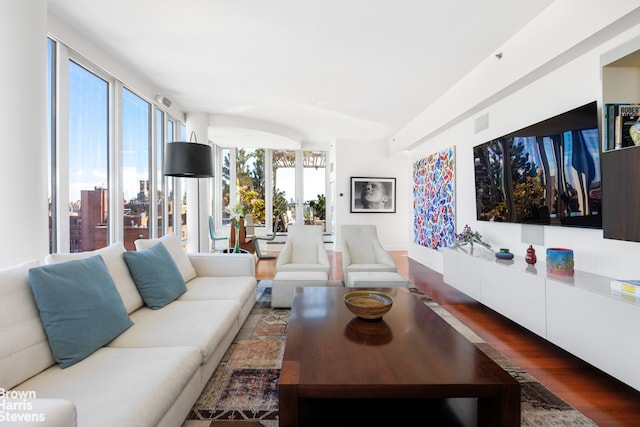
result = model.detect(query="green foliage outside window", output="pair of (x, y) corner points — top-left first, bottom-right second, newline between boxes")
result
(308, 194), (325, 220)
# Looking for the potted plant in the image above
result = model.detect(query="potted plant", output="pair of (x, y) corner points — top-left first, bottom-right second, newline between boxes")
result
(309, 194), (325, 220)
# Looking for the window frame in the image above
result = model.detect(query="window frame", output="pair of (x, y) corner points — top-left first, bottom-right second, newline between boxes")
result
(47, 39), (185, 253)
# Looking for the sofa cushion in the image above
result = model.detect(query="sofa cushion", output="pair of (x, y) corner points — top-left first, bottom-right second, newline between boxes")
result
(123, 242), (187, 309)
(28, 255), (133, 368)
(44, 242), (144, 314)
(107, 300), (240, 365)
(14, 346), (201, 427)
(134, 234), (197, 283)
(0, 260), (56, 390)
(178, 276), (257, 304)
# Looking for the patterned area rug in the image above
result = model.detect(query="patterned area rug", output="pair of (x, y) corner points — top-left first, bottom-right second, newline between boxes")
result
(185, 285), (283, 426)
(184, 282), (596, 427)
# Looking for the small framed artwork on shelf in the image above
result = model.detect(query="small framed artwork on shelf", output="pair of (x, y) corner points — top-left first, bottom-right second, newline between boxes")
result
(350, 177), (396, 213)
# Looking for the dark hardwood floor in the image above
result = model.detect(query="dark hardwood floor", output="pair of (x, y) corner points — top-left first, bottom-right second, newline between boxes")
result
(254, 249), (640, 426)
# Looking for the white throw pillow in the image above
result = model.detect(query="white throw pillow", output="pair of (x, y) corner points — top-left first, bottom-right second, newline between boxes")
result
(134, 233), (197, 282)
(45, 242), (143, 314)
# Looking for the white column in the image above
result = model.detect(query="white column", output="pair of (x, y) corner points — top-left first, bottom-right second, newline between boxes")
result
(0, 0), (48, 268)
(185, 112), (211, 252)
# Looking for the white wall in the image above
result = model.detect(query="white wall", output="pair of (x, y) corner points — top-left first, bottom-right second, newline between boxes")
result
(47, 12), (186, 120)
(398, 1), (640, 279)
(0, 0), (48, 269)
(334, 138), (409, 251)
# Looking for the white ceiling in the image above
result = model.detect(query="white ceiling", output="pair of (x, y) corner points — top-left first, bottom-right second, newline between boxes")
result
(47, 0), (555, 148)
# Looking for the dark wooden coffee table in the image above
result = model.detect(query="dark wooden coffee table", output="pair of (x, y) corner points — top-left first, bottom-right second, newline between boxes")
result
(279, 287), (520, 426)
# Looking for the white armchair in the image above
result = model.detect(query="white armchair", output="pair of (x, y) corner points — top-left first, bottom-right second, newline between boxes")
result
(341, 225), (396, 282)
(276, 225), (330, 273)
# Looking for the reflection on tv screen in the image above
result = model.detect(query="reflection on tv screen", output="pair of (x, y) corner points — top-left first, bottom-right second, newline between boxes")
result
(473, 101), (602, 228)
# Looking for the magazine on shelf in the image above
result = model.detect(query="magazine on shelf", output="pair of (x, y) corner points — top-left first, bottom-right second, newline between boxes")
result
(605, 103), (618, 150)
(618, 104), (640, 148)
(610, 279), (640, 295)
(604, 103), (640, 150)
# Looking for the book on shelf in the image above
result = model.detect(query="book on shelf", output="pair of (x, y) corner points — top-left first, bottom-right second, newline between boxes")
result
(605, 103), (617, 150)
(610, 279), (640, 295)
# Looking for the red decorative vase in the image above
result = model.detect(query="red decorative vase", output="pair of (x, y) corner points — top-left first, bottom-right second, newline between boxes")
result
(525, 245), (537, 265)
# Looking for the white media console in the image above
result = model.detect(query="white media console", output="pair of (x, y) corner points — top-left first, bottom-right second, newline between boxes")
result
(443, 246), (640, 392)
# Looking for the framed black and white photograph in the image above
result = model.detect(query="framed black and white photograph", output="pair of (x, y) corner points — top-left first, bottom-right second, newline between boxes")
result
(350, 177), (396, 213)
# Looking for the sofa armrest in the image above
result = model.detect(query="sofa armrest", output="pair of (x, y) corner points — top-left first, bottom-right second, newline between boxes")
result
(1, 398), (76, 427)
(187, 253), (255, 278)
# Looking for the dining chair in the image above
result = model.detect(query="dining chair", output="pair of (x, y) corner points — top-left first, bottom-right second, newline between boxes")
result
(253, 229), (277, 260)
(208, 215), (228, 252)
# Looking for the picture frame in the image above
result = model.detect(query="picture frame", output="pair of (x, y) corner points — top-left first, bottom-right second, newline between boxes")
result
(350, 177), (396, 213)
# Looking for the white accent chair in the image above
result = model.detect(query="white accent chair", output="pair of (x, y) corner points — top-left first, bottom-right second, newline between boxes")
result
(341, 225), (397, 283)
(275, 225), (330, 273)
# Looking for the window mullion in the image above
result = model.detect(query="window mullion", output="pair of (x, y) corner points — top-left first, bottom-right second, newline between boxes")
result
(110, 81), (123, 245)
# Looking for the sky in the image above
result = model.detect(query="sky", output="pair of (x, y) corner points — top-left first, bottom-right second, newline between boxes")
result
(276, 167), (326, 204)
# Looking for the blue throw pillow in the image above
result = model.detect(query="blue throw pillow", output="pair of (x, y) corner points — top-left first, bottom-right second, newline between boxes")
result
(122, 242), (187, 309)
(28, 255), (133, 368)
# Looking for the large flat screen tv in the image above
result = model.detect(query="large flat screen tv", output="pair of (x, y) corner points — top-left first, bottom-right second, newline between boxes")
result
(473, 101), (601, 228)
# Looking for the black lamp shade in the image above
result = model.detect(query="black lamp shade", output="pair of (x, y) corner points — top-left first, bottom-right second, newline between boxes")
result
(164, 142), (213, 177)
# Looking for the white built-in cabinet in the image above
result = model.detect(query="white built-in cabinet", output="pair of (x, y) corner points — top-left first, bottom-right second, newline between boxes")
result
(443, 246), (640, 392)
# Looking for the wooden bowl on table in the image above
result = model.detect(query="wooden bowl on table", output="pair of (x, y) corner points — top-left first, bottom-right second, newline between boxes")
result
(343, 290), (393, 321)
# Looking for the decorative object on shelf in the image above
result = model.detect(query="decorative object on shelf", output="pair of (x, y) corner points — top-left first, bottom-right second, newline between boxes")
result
(455, 224), (492, 249)
(233, 223), (241, 253)
(630, 115), (640, 146)
(495, 248), (514, 260)
(525, 245), (537, 265)
(610, 279), (640, 295)
(343, 290), (393, 321)
(229, 203), (247, 254)
(546, 248), (574, 276)
(222, 248), (249, 254)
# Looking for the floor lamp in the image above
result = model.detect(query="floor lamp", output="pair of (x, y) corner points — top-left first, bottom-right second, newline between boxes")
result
(164, 135), (213, 252)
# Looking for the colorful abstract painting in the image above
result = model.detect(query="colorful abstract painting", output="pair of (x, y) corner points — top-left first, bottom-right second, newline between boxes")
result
(413, 147), (455, 249)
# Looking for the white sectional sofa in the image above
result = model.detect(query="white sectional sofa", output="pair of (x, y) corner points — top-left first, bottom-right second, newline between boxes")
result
(0, 234), (257, 427)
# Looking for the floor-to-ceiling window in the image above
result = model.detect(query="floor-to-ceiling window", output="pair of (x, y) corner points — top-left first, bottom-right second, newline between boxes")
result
(178, 124), (188, 245)
(303, 150), (326, 231)
(68, 60), (110, 252)
(220, 147), (231, 225)
(215, 147), (326, 234)
(273, 149), (297, 231)
(122, 88), (151, 245)
(48, 38), (182, 253)
(236, 148), (266, 224)
(166, 119), (175, 234)
(156, 109), (165, 237)
(47, 38), (56, 253)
